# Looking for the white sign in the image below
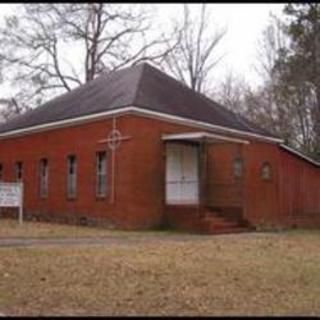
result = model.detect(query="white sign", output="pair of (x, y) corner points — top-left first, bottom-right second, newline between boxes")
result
(0, 183), (22, 207)
(0, 182), (23, 225)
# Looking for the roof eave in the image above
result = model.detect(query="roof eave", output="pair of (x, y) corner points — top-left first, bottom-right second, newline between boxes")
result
(129, 106), (283, 144)
(279, 144), (320, 167)
(0, 105), (284, 144)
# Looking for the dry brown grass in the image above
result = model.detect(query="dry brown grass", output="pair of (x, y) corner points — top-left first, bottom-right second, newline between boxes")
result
(0, 226), (319, 316)
(0, 219), (174, 239)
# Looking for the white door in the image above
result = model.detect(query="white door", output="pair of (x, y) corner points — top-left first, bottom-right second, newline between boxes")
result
(166, 143), (199, 204)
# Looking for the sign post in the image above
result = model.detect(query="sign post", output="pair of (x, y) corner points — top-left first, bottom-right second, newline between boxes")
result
(19, 182), (23, 225)
(0, 182), (23, 225)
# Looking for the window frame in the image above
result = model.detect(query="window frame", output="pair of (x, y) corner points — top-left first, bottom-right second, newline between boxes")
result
(233, 157), (244, 179)
(261, 161), (272, 181)
(39, 158), (49, 199)
(15, 161), (23, 182)
(67, 155), (77, 199)
(96, 151), (107, 198)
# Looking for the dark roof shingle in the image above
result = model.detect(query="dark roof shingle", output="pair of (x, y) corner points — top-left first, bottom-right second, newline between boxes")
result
(0, 63), (278, 139)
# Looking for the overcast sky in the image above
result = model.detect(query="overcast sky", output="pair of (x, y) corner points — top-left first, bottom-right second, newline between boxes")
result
(0, 3), (285, 97)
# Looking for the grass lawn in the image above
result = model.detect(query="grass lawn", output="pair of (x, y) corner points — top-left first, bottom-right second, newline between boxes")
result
(0, 220), (319, 316)
(0, 219), (175, 239)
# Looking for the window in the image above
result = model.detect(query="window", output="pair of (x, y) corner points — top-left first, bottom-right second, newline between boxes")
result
(96, 151), (107, 197)
(0, 164), (3, 181)
(67, 155), (77, 198)
(39, 158), (49, 198)
(233, 158), (244, 178)
(261, 162), (272, 180)
(15, 161), (23, 182)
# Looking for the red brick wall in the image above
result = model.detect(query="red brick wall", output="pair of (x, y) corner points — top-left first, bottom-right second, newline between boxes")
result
(278, 149), (320, 228)
(205, 143), (245, 220)
(205, 141), (281, 226)
(242, 141), (280, 227)
(0, 116), (145, 229)
(0, 113), (319, 230)
(0, 115), (200, 229)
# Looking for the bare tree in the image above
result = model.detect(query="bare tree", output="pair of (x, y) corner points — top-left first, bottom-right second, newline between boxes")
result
(0, 98), (26, 122)
(159, 4), (226, 93)
(0, 3), (176, 114)
(251, 14), (318, 155)
(210, 15), (304, 147)
(211, 70), (249, 113)
(241, 15), (297, 145)
(255, 14), (288, 81)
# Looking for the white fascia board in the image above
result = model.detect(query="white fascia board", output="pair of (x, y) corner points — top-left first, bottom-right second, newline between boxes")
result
(128, 106), (283, 143)
(0, 107), (131, 139)
(162, 132), (250, 145)
(280, 144), (320, 167)
(0, 105), (283, 144)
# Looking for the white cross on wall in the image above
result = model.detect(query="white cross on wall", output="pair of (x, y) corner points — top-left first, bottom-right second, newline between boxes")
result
(99, 117), (131, 203)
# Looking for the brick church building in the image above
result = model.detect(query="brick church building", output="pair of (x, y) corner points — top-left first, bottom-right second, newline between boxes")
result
(0, 63), (319, 233)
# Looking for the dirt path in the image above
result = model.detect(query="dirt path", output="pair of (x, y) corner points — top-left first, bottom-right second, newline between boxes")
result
(0, 236), (138, 247)
(0, 232), (260, 248)
(0, 234), (210, 248)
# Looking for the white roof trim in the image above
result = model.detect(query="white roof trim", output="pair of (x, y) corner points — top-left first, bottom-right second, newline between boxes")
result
(280, 144), (320, 167)
(0, 105), (283, 143)
(0, 107), (131, 139)
(129, 107), (283, 143)
(162, 132), (250, 144)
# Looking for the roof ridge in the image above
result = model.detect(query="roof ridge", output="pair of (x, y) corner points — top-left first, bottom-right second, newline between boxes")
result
(132, 63), (147, 105)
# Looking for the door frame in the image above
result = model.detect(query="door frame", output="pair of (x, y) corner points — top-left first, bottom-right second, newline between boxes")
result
(164, 141), (200, 205)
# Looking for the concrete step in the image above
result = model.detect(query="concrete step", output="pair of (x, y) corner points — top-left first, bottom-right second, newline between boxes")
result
(203, 211), (250, 227)
(204, 207), (244, 222)
(200, 210), (252, 234)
